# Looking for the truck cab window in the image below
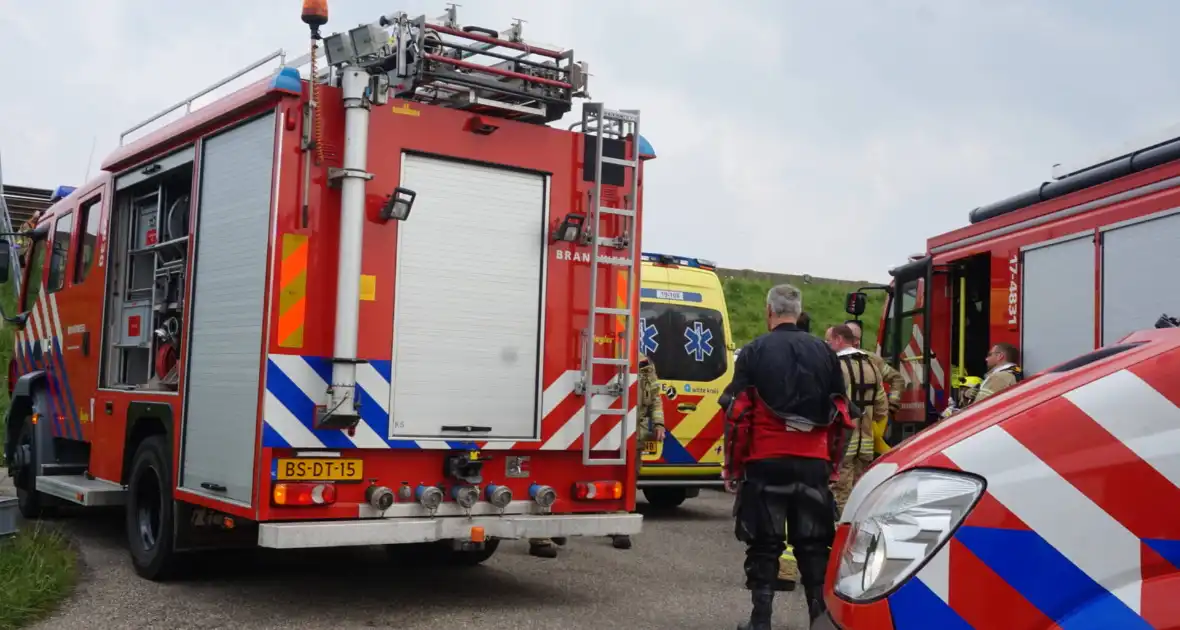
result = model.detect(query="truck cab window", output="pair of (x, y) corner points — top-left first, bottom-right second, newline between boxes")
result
(22, 238), (47, 312)
(75, 196), (102, 284)
(47, 212), (74, 293)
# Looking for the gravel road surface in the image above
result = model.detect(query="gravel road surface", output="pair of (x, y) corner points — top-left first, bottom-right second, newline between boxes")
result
(9, 485), (813, 630)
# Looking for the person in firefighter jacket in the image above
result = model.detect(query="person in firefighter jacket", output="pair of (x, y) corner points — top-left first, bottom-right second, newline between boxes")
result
(846, 320), (905, 422)
(609, 354), (665, 550)
(528, 354), (665, 558)
(825, 324), (889, 510)
(959, 342), (1023, 409)
(719, 284), (850, 629)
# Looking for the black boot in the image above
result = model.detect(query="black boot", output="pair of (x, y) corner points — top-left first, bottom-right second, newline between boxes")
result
(804, 583), (827, 622)
(735, 587), (773, 630)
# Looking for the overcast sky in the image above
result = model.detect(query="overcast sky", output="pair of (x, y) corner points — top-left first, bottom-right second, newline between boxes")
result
(3, 0), (1179, 282)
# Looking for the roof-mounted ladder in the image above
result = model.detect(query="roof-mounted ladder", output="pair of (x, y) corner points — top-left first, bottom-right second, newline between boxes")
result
(576, 102), (642, 467)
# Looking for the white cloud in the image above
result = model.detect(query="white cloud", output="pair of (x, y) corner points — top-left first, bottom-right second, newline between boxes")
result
(4, 0), (1180, 282)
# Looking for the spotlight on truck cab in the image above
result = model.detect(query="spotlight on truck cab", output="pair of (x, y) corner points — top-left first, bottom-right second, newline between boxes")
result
(380, 187), (417, 222)
(552, 213), (585, 243)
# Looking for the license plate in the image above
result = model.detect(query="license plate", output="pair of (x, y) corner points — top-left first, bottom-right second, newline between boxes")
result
(275, 458), (363, 482)
(642, 441), (658, 455)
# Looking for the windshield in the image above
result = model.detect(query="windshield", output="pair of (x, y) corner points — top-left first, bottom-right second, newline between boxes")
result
(639, 301), (727, 383)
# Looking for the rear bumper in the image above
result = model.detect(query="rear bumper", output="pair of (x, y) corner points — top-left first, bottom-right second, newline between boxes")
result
(257, 512), (643, 549)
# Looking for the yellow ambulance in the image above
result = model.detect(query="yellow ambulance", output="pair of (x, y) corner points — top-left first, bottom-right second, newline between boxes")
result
(637, 252), (735, 507)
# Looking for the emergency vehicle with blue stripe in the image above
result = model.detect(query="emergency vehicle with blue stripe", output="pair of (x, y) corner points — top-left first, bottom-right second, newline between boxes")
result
(636, 252), (733, 508)
(2, 2), (657, 580)
(820, 124), (1180, 628)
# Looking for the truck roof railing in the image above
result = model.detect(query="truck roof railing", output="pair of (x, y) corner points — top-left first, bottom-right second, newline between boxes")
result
(119, 5), (588, 146)
(1051, 120), (1180, 180)
(641, 252), (717, 270)
(119, 49), (295, 147)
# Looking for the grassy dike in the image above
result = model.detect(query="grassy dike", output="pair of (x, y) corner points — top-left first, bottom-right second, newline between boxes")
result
(717, 269), (888, 348)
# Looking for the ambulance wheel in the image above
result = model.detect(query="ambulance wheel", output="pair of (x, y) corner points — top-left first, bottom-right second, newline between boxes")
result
(643, 487), (688, 509)
(12, 391), (55, 519)
(126, 435), (180, 581)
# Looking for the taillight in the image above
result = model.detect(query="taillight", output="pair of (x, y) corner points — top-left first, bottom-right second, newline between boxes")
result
(7, 360), (15, 397)
(273, 482), (337, 506)
(572, 481), (623, 501)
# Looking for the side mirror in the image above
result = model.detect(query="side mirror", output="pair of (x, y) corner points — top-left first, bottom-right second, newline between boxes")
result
(844, 291), (867, 317)
(0, 240), (11, 285)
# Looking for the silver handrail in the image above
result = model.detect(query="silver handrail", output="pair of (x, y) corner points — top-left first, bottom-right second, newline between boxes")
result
(118, 49), (291, 146)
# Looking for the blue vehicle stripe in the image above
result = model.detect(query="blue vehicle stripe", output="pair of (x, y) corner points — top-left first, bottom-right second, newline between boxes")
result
(302, 355), (332, 385)
(371, 359), (392, 384)
(43, 339), (71, 439)
(1145, 538), (1180, 571)
(50, 338), (82, 439)
(956, 526), (1151, 629)
(355, 382), (389, 439)
(889, 577), (972, 630)
(265, 360), (354, 450)
(261, 423), (292, 449)
(657, 434), (697, 464)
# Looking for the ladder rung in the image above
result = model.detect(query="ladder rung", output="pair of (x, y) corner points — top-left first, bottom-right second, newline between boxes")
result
(596, 236), (626, 248)
(592, 357), (630, 366)
(599, 206), (635, 217)
(602, 109), (639, 124)
(601, 156), (638, 168)
(595, 255), (634, 267)
(593, 307), (630, 316)
(589, 408), (628, 416)
(588, 385), (621, 396)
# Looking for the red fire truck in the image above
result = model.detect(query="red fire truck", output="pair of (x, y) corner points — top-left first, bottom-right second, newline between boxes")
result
(846, 123), (1180, 443)
(2, 2), (653, 579)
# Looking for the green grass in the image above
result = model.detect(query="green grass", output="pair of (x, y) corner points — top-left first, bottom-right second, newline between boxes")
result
(0, 273), (19, 456)
(717, 270), (888, 349)
(0, 525), (77, 630)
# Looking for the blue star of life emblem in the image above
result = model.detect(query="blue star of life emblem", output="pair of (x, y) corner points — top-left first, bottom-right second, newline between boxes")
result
(684, 321), (713, 362)
(640, 317), (659, 355)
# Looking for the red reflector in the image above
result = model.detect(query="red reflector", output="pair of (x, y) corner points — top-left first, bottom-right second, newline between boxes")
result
(273, 482), (337, 506)
(573, 481), (623, 501)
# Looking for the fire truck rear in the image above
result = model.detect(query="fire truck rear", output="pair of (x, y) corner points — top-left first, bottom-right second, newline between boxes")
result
(2, 3), (650, 579)
(845, 120), (1180, 442)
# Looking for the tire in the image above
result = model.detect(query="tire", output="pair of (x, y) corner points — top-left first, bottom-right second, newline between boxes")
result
(125, 435), (180, 581)
(643, 487), (688, 509)
(385, 538), (500, 567)
(12, 390), (53, 519)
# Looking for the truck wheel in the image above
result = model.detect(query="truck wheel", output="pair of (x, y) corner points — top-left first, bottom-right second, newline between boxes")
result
(125, 435), (180, 581)
(13, 419), (48, 519)
(643, 487), (688, 509)
(12, 390), (54, 519)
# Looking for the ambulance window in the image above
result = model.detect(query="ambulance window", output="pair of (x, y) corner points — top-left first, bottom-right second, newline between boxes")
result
(22, 239), (47, 312)
(75, 196), (102, 284)
(639, 302), (727, 383)
(46, 212), (74, 293)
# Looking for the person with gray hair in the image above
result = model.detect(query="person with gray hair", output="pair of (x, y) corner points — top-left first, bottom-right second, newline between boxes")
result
(720, 283), (846, 627)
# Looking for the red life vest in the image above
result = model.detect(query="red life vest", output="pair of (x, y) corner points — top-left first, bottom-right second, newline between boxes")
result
(724, 388), (853, 479)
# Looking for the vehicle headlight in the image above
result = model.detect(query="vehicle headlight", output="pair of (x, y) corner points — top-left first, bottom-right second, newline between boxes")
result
(835, 469), (983, 602)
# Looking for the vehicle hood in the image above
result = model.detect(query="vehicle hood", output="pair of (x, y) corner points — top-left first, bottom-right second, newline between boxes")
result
(839, 329), (1180, 523)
